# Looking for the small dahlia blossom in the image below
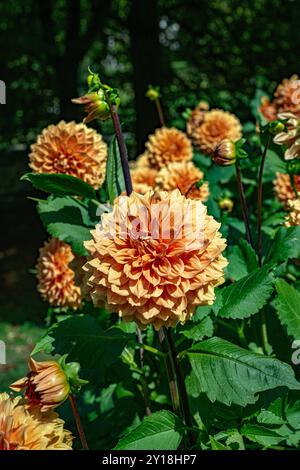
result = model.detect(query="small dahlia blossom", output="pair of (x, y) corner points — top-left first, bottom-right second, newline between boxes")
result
(259, 96), (278, 122)
(155, 162), (209, 201)
(187, 109), (242, 155)
(0, 393), (73, 450)
(36, 238), (81, 309)
(11, 358), (70, 411)
(145, 127), (193, 170)
(131, 167), (158, 195)
(273, 112), (300, 160)
(273, 172), (300, 207)
(285, 199), (300, 226)
(83, 190), (227, 330)
(29, 121), (107, 189)
(186, 101), (209, 136)
(274, 75), (300, 117)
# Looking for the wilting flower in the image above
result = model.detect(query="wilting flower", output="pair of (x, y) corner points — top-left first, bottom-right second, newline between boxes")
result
(145, 127), (193, 170)
(274, 75), (300, 117)
(36, 238), (81, 309)
(10, 358), (70, 411)
(219, 197), (234, 213)
(186, 101), (209, 136)
(273, 112), (300, 160)
(212, 140), (236, 166)
(187, 109), (242, 155)
(29, 121), (107, 189)
(83, 190), (227, 330)
(131, 166), (158, 195)
(273, 172), (300, 207)
(285, 199), (300, 226)
(0, 393), (73, 450)
(72, 92), (111, 122)
(259, 96), (278, 122)
(155, 162), (209, 201)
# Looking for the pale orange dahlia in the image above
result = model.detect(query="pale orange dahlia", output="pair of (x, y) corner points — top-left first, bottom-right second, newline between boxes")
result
(0, 393), (73, 450)
(274, 75), (300, 117)
(29, 121), (107, 189)
(83, 190), (227, 330)
(285, 199), (300, 226)
(186, 101), (209, 136)
(273, 172), (300, 207)
(259, 96), (278, 122)
(155, 162), (209, 201)
(131, 166), (158, 195)
(145, 127), (193, 170)
(36, 238), (81, 309)
(188, 109), (242, 155)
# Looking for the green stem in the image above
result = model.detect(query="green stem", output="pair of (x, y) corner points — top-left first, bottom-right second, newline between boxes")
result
(69, 394), (89, 450)
(158, 328), (181, 416)
(235, 161), (254, 248)
(155, 98), (166, 127)
(257, 136), (271, 267)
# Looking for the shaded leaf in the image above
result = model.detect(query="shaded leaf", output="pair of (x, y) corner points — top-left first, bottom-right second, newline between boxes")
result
(106, 136), (125, 203)
(274, 279), (300, 339)
(21, 172), (96, 199)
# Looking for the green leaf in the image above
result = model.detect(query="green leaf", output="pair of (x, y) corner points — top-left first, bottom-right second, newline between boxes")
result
(21, 173), (96, 199)
(209, 436), (230, 450)
(106, 136), (125, 203)
(274, 279), (300, 339)
(214, 266), (274, 319)
(185, 337), (300, 406)
(113, 410), (185, 450)
(37, 196), (95, 255)
(31, 315), (134, 385)
(227, 240), (258, 281)
(240, 424), (282, 447)
(265, 226), (300, 264)
(181, 316), (214, 341)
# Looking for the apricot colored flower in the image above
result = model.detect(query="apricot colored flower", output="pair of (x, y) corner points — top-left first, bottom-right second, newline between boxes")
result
(11, 358), (70, 411)
(285, 199), (300, 226)
(273, 172), (300, 207)
(36, 238), (81, 309)
(83, 190), (227, 330)
(0, 393), (73, 450)
(29, 121), (107, 189)
(155, 162), (209, 201)
(145, 127), (193, 170)
(273, 112), (300, 160)
(131, 166), (158, 195)
(187, 101), (209, 136)
(274, 75), (300, 117)
(259, 96), (278, 122)
(188, 109), (242, 155)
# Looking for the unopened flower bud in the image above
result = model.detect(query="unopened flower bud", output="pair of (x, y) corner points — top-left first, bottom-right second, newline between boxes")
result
(11, 358), (70, 411)
(213, 140), (236, 166)
(268, 121), (286, 135)
(219, 197), (234, 212)
(146, 85), (161, 101)
(72, 86), (120, 123)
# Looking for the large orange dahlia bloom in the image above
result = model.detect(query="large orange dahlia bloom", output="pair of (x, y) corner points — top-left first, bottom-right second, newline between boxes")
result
(145, 127), (193, 170)
(36, 238), (81, 309)
(29, 121), (107, 189)
(187, 109), (242, 155)
(155, 162), (209, 201)
(273, 172), (300, 208)
(83, 190), (227, 330)
(0, 393), (73, 450)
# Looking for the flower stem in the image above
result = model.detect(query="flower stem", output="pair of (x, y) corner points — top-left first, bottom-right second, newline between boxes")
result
(235, 161), (254, 248)
(257, 135), (271, 267)
(69, 394), (89, 450)
(155, 98), (166, 127)
(158, 328), (181, 416)
(136, 327), (152, 416)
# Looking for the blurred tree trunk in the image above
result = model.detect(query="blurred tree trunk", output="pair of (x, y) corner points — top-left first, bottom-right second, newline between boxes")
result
(128, 0), (162, 152)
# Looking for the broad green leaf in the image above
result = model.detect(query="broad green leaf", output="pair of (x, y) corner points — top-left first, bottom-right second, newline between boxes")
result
(185, 337), (300, 406)
(181, 316), (214, 341)
(106, 136), (126, 203)
(265, 226), (300, 264)
(37, 195), (95, 255)
(31, 315), (134, 385)
(227, 240), (258, 281)
(274, 279), (300, 339)
(209, 436), (230, 450)
(240, 424), (282, 447)
(21, 172), (96, 199)
(214, 266), (274, 319)
(114, 410), (185, 450)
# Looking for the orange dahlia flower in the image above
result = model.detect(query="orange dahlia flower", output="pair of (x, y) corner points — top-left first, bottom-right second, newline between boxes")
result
(259, 96), (278, 122)
(186, 101), (209, 136)
(273, 172), (300, 207)
(0, 393), (73, 450)
(36, 238), (81, 309)
(145, 127), (193, 170)
(29, 121), (107, 189)
(131, 166), (158, 195)
(83, 190), (227, 330)
(187, 109), (242, 155)
(285, 199), (300, 226)
(11, 358), (70, 411)
(274, 75), (300, 117)
(155, 162), (209, 201)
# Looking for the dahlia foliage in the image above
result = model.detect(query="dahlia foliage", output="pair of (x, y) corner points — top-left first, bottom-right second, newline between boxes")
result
(5, 73), (300, 451)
